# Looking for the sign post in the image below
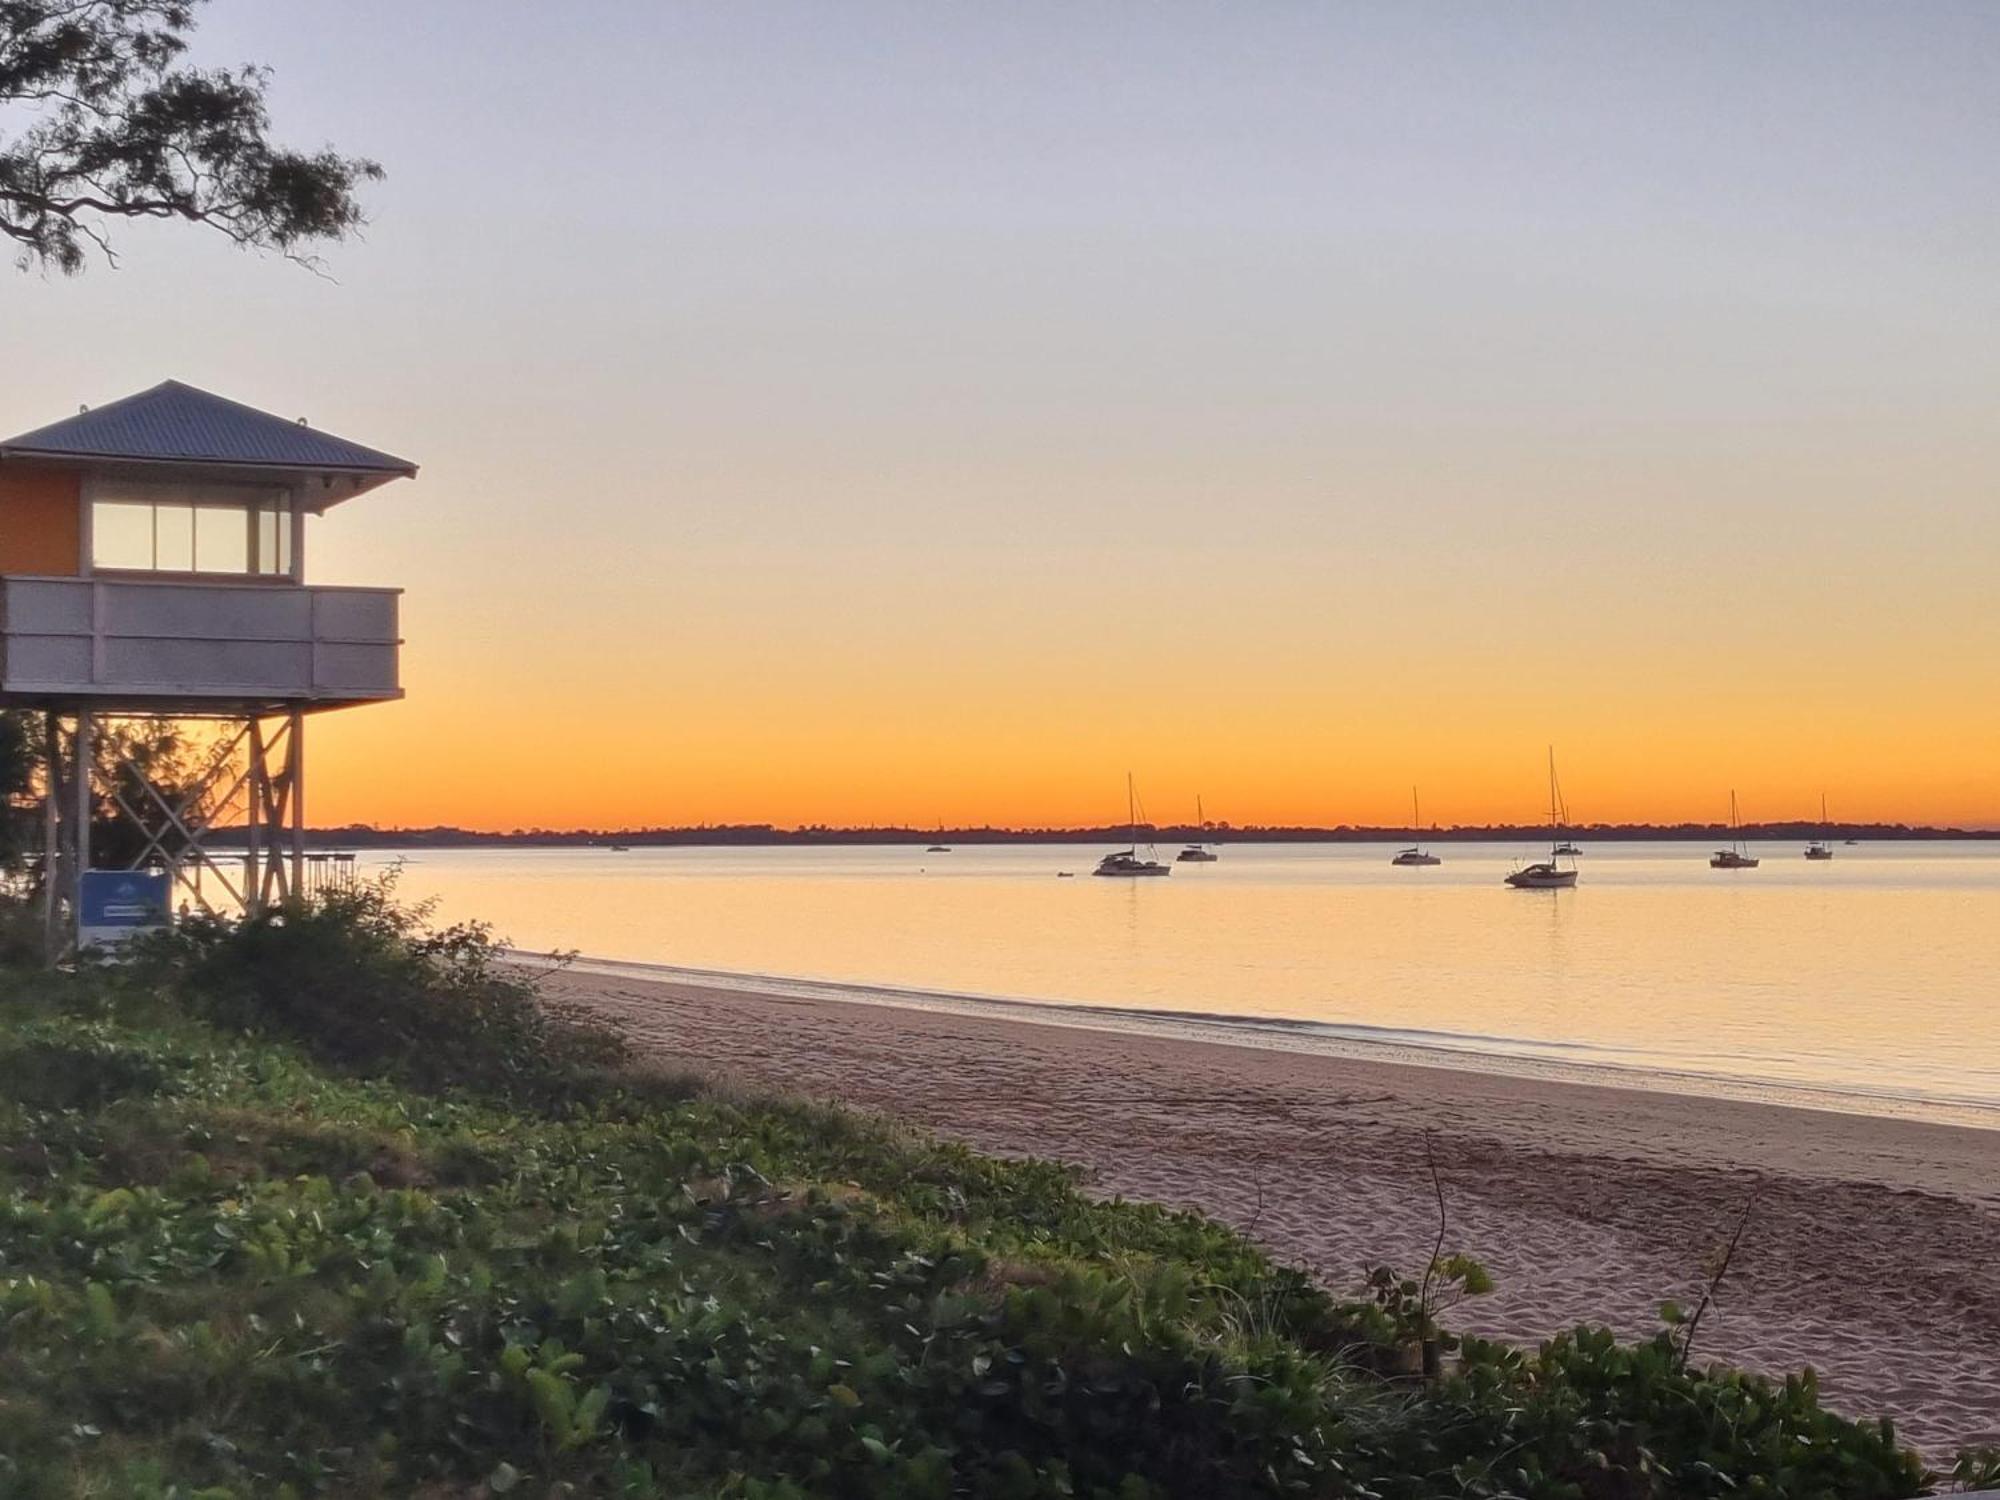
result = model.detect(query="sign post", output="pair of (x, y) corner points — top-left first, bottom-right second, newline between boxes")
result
(78, 870), (173, 955)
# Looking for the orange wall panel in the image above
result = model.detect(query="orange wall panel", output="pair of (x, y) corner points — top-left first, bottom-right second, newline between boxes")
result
(0, 465), (82, 575)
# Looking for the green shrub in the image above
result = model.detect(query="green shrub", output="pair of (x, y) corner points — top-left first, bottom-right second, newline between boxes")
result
(0, 893), (1955, 1500)
(124, 873), (626, 1106)
(0, 1025), (167, 1110)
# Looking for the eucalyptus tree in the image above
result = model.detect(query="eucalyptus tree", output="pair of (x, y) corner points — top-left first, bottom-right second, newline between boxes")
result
(2, 0), (379, 272)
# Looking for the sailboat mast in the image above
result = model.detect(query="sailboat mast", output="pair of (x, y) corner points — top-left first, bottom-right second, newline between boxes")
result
(1547, 747), (1560, 858)
(1126, 772), (1137, 851)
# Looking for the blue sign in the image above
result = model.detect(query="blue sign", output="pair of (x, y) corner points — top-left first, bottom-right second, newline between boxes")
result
(80, 870), (172, 931)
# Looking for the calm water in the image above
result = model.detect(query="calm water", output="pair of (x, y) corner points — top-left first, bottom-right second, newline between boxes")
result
(373, 841), (2000, 1127)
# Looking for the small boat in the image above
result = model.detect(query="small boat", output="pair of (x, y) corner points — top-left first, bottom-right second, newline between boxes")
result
(1094, 773), (1171, 878)
(1805, 793), (1834, 861)
(926, 844), (951, 853)
(1844, 838), (1859, 846)
(1391, 786), (1441, 866)
(609, 844), (631, 852)
(1549, 784), (1581, 856)
(1506, 748), (1580, 888)
(1505, 861), (1577, 889)
(1096, 850), (1172, 877)
(1177, 795), (1219, 862)
(1710, 790), (1760, 869)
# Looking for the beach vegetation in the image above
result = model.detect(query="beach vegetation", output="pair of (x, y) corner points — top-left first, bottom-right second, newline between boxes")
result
(1954, 1447), (2000, 1492)
(0, 885), (1957, 1497)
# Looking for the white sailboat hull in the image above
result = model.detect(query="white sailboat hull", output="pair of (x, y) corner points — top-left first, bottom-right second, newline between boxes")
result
(1506, 864), (1577, 888)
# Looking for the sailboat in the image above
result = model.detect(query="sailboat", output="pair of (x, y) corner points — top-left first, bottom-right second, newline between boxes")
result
(1391, 786), (1441, 866)
(1505, 748), (1579, 888)
(1094, 774), (1171, 877)
(1805, 793), (1834, 861)
(1176, 795), (1219, 862)
(1710, 791), (1760, 869)
(1550, 780), (1581, 856)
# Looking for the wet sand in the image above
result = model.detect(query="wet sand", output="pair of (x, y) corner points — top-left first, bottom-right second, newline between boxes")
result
(537, 961), (2000, 1457)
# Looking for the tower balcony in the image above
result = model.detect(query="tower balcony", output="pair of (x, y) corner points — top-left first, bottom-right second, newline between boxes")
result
(0, 574), (401, 714)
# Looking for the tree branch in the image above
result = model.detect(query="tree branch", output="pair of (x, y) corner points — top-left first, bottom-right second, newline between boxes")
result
(1676, 1192), (1757, 1372)
(2, 0), (377, 272)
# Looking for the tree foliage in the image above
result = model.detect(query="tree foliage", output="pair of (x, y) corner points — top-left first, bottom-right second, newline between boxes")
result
(1, 0), (380, 271)
(0, 710), (224, 883)
(0, 709), (37, 874)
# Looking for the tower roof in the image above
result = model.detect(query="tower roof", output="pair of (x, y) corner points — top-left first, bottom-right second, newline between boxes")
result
(0, 381), (417, 477)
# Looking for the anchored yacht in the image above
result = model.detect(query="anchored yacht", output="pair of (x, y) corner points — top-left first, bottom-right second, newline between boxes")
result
(1805, 794), (1834, 861)
(1176, 795), (1219, 862)
(1094, 774), (1171, 877)
(1391, 786), (1441, 866)
(1506, 749), (1580, 888)
(1710, 790), (1760, 869)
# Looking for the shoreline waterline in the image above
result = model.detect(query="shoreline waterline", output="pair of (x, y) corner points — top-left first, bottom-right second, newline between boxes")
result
(384, 840), (2000, 1127)
(514, 950), (2000, 1132)
(535, 959), (2000, 1456)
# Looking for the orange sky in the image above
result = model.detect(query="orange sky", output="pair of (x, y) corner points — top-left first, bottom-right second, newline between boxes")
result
(8, 4), (1998, 831)
(296, 410), (2000, 830)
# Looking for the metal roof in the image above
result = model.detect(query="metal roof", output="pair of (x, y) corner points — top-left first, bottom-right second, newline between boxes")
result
(0, 380), (417, 476)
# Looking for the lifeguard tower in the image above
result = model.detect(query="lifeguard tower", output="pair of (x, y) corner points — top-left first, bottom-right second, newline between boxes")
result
(0, 380), (415, 948)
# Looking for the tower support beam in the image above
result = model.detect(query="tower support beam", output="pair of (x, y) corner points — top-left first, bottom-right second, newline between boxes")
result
(35, 708), (312, 961)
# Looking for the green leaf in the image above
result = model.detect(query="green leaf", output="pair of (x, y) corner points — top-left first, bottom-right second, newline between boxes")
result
(526, 1368), (575, 1442)
(488, 1461), (522, 1494)
(83, 1281), (118, 1340)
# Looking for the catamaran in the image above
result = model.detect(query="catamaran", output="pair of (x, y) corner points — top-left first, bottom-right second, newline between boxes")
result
(1176, 795), (1219, 862)
(1391, 786), (1441, 866)
(1095, 774), (1171, 877)
(1506, 749), (1579, 888)
(1805, 793), (1834, 861)
(1710, 791), (1760, 869)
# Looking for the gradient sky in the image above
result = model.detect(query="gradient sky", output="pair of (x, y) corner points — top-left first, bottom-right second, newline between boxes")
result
(5, 2), (1997, 829)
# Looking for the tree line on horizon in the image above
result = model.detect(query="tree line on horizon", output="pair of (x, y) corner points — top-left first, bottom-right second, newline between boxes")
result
(209, 817), (1981, 849)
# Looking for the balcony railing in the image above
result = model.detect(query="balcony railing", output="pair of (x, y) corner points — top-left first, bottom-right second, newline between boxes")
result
(0, 574), (401, 710)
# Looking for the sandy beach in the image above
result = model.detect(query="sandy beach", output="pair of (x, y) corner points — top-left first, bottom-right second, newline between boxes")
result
(539, 961), (2000, 1458)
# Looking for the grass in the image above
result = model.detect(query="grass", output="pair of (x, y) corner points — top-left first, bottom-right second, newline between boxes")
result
(0, 887), (1967, 1498)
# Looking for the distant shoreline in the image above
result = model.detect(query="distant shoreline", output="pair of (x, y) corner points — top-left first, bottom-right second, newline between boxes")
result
(220, 821), (1994, 848)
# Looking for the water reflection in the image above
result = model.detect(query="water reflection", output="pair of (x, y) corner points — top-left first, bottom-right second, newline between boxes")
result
(375, 841), (2000, 1124)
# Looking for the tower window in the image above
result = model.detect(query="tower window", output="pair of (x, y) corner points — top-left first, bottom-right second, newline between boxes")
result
(91, 482), (293, 577)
